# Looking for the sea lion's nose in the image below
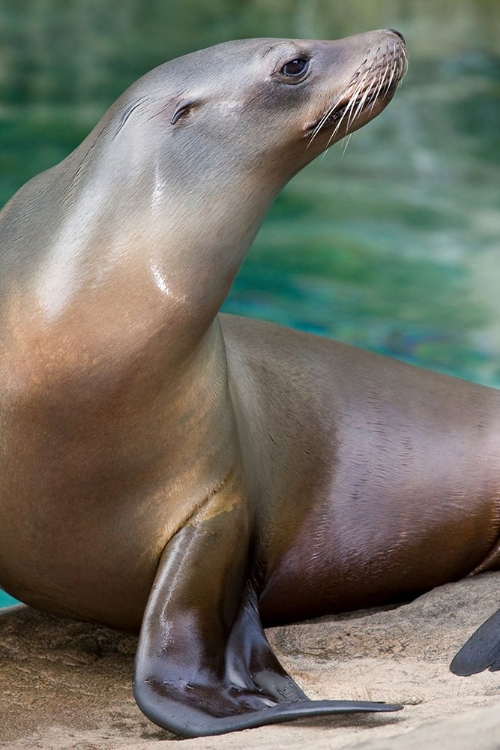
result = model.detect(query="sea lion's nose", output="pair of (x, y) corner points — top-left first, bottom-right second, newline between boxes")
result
(388, 29), (406, 45)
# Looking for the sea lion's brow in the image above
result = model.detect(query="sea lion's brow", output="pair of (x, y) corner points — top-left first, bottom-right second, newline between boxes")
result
(259, 42), (303, 61)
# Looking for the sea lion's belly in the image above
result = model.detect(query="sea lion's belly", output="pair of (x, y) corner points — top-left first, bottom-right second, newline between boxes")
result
(259, 472), (500, 624)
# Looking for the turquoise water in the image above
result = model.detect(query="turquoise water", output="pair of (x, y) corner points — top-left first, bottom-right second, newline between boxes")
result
(1, 1), (500, 608)
(1, 1), (499, 383)
(0, 589), (19, 607)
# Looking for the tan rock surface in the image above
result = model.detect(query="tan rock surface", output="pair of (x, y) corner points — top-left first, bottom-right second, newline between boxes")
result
(1, 573), (500, 749)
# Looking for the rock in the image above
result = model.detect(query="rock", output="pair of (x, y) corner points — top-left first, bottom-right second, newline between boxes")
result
(1, 573), (500, 749)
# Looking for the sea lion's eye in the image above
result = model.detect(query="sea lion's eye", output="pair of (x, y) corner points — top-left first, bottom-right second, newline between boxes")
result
(281, 58), (309, 78)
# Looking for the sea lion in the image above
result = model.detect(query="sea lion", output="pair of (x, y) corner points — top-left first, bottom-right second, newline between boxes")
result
(0, 29), (498, 739)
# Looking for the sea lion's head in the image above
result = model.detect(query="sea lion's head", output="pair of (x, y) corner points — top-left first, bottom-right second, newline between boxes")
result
(30, 31), (406, 323)
(123, 31), (405, 180)
(104, 30), (407, 194)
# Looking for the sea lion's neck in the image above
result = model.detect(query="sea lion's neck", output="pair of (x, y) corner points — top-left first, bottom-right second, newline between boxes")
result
(51, 143), (274, 326)
(1, 139), (277, 398)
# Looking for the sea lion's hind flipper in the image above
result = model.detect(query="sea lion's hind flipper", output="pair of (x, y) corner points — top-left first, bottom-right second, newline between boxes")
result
(133, 499), (401, 738)
(451, 608), (500, 675)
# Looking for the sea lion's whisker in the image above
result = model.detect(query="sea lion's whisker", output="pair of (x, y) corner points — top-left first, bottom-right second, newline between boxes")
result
(321, 46), (404, 151)
(308, 93), (344, 146)
(309, 92), (345, 144)
(309, 39), (406, 155)
(340, 132), (354, 160)
(350, 83), (375, 127)
(369, 73), (384, 115)
(335, 72), (367, 131)
(318, 75), (360, 134)
(333, 84), (364, 140)
(345, 69), (372, 131)
(376, 61), (389, 99)
(308, 59), (369, 146)
(323, 76), (366, 150)
(370, 66), (389, 112)
(385, 57), (397, 95)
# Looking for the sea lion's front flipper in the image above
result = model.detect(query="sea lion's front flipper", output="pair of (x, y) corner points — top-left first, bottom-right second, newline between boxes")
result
(133, 493), (402, 738)
(451, 608), (500, 675)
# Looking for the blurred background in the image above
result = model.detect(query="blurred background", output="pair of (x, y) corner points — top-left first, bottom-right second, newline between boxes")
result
(0, 2), (499, 605)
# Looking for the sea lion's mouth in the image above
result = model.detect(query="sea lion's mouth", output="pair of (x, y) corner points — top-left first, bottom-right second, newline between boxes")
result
(318, 85), (391, 130)
(306, 40), (408, 143)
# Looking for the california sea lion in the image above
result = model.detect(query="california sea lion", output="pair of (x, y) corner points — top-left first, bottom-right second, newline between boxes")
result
(0, 30), (498, 739)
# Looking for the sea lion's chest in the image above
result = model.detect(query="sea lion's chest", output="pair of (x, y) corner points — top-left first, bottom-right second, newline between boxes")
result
(0, 323), (241, 629)
(0, 386), (171, 628)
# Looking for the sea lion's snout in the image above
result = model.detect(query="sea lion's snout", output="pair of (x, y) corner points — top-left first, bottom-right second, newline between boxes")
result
(304, 29), (407, 149)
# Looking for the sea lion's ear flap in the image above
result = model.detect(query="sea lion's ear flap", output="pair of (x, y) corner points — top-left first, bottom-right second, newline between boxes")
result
(170, 97), (199, 125)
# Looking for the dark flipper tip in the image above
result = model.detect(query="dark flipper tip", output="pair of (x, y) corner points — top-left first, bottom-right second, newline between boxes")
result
(139, 698), (404, 739)
(450, 608), (500, 676)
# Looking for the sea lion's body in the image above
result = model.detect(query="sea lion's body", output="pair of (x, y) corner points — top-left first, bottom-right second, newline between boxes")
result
(225, 316), (500, 623)
(0, 30), (499, 738)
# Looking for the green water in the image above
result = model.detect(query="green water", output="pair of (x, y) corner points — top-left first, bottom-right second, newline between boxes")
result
(0, 1), (499, 606)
